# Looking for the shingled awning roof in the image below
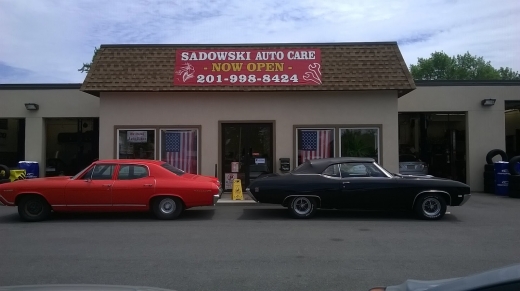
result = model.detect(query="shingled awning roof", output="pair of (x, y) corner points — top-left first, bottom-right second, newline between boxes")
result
(81, 42), (415, 97)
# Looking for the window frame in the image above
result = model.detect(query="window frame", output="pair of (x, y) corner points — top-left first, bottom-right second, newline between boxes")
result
(159, 128), (200, 175)
(116, 128), (157, 160)
(321, 164), (341, 179)
(339, 127), (381, 163)
(294, 125), (383, 169)
(294, 127), (336, 167)
(81, 163), (116, 180)
(116, 164), (150, 180)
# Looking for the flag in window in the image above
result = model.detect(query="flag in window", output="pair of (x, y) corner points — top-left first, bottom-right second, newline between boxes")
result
(164, 131), (197, 174)
(299, 129), (333, 163)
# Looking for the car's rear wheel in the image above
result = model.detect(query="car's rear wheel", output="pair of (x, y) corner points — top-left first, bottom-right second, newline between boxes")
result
(289, 196), (317, 219)
(413, 194), (447, 220)
(18, 195), (51, 222)
(152, 196), (184, 220)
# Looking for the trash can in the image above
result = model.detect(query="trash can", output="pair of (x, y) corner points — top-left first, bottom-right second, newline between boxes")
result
(17, 161), (40, 179)
(494, 161), (509, 196)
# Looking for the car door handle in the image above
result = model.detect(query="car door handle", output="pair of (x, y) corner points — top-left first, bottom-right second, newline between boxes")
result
(143, 184), (153, 187)
(342, 182), (350, 184)
(102, 184), (112, 187)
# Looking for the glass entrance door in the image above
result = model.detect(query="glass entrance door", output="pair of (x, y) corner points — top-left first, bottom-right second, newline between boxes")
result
(221, 123), (273, 191)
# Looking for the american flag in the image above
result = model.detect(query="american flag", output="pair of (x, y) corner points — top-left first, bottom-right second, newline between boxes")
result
(299, 130), (333, 163)
(164, 131), (197, 174)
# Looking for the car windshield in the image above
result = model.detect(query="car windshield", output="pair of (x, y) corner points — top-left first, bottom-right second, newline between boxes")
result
(70, 165), (90, 180)
(399, 154), (420, 162)
(161, 162), (185, 176)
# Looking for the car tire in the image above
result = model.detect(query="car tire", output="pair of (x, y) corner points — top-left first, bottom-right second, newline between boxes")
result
(508, 156), (520, 176)
(413, 194), (447, 220)
(151, 196), (184, 220)
(484, 164), (494, 172)
(0, 164), (10, 180)
(17, 195), (51, 222)
(486, 149), (508, 165)
(288, 196), (317, 219)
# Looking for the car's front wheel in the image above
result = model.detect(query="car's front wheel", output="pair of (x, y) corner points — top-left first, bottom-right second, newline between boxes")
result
(413, 194), (447, 220)
(152, 196), (184, 220)
(18, 195), (51, 222)
(289, 196), (317, 219)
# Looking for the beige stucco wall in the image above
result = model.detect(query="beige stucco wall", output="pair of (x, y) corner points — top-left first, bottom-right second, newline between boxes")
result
(3, 85), (518, 191)
(99, 91), (399, 176)
(399, 85), (520, 192)
(0, 88), (99, 175)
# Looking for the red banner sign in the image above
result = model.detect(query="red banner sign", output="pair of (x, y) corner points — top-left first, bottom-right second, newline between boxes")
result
(173, 49), (322, 86)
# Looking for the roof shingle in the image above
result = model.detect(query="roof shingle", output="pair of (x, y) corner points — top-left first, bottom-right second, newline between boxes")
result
(80, 42), (415, 96)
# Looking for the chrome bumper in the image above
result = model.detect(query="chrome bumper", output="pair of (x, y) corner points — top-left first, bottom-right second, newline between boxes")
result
(459, 193), (471, 206)
(245, 188), (258, 202)
(213, 194), (220, 206)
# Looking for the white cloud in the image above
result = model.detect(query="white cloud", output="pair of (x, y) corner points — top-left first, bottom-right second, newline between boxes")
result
(0, 0), (519, 83)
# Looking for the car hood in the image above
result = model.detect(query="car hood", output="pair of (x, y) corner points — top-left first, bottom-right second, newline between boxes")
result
(384, 278), (460, 291)
(382, 263), (520, 291)
(394, 174), (448, 181)
(0, 285), (176, 291)
(9, 176), (73, 183)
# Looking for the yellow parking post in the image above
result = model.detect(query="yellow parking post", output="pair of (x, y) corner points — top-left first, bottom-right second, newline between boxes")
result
(232, 179), (244, 200)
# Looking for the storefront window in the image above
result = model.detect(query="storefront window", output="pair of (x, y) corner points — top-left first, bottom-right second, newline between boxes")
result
(296, 128), (334, 165)
(340, 128), (380, 163)
(160, 129), (198, 174)
(117, 129), (155, 160)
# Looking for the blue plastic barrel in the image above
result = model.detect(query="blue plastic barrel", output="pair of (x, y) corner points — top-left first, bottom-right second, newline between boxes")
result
(17, 161), (40, 179)
(494, 161), (509, 196)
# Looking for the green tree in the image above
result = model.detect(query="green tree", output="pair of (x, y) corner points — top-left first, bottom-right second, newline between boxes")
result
(410, 51), (520, 80)
(78, 46), (99, 73)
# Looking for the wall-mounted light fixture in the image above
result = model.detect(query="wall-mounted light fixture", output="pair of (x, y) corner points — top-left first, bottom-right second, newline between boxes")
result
(24, 103), (39, 111)
(481, 99), (496, 106)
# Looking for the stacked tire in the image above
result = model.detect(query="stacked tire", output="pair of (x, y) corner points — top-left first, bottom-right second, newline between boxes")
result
(484, 149), (508, 194)
(0, 164), (10, 184)
(508, 156), (520, 198)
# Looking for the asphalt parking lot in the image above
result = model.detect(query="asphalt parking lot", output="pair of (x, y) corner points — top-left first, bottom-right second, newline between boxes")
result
(1, 192), (520, 291)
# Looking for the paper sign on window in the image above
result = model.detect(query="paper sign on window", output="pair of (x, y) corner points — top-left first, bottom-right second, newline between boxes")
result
(225, 173), (237, 190)
(231, 162), (239, 172)
(127, 131), (148, 143)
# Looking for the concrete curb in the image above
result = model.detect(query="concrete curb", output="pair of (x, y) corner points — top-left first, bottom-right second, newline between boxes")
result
(216, 199), (258, 205)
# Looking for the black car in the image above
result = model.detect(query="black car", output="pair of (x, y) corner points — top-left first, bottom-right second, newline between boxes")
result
(246, 157), (471, 220)
(370, 263), (520, 291)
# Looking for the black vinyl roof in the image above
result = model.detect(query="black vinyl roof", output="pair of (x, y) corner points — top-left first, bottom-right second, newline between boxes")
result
(293, 157), (376, 174)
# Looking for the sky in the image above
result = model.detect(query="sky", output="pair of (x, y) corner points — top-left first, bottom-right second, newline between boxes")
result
(1, 0), (519, 83)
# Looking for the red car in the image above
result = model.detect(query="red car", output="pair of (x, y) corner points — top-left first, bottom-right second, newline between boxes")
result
(0, 159), (222, 222)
